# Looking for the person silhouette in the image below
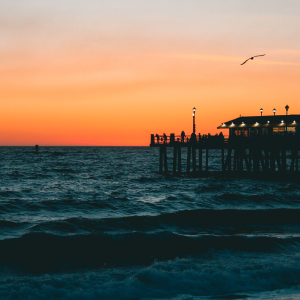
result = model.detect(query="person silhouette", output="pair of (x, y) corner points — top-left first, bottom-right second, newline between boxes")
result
(155, 134), (159, 143)
(163, 133), (167, 143)
(181, 131), (185, 142)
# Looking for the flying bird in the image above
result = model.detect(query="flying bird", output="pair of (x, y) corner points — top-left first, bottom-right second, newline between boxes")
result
(241, 54), (265, 65)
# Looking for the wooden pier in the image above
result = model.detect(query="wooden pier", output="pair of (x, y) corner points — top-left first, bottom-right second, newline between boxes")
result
(150, 133), (300, 176)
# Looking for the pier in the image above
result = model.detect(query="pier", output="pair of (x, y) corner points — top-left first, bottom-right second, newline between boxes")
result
(150, 107), (300, 177)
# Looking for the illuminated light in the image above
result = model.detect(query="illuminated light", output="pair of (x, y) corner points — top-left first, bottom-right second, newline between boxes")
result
(293, 120), (296, 123)
(260, 108), (263, 116)
(273, 108), (276, 116)
(255, 122), (258, 125)
(281, 120), (284, 123)
(231, 122), (234, 125)
(242, 122), (245, 125)
(193, 113), (195, 116)
(193, 107), (196, 112)
(222, 123), (225, 126)
(267, 121), (270, 123)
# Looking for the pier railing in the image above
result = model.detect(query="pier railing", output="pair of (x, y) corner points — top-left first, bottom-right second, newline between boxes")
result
(151, 134), (300, 148)
(151, 134), (229, 146)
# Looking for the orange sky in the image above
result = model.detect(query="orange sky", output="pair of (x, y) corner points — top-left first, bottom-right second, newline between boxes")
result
(1, 1), (300, 145)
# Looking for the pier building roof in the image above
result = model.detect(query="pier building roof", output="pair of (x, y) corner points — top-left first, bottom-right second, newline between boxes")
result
(217, 115), (300, 129)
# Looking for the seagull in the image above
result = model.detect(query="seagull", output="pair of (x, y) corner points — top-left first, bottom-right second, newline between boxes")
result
(241, 54), (265, 65)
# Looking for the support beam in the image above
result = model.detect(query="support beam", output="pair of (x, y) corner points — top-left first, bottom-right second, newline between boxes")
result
(233, 149), (237, 171)
(253, 149), (260, 172)
(289, 149), (298, 172)
(270, 150), (275, 172)
(199, 147), (202, 172)
(178, 146), (181, 174)
(265, 150), (269, 172)
(225, 148), (232, 171)
(259, 150), (265, 172)
(243, 149), (250, 172)
(275, 150), (282, 171)
(159, 146), (163, 173)
(229, 148), (232, 171)
(282, 149), (286, 172)
(187, 146), (191, 173)
(173, 146), (177, 174)
(248, 149), (252, 172)
(297, 149), (299, 172)
(238, 148), (243, 172)
(221, 148), (225, 172)
(206, 148), (209, 171)
(192, 146), (196, 173)
(163, 146), (168, 172)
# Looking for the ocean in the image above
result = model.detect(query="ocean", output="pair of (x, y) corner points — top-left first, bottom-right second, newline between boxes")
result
(1, 146), (300, 300)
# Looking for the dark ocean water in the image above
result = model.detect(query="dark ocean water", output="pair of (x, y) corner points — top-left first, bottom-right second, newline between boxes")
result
(1, 147), (300, 299)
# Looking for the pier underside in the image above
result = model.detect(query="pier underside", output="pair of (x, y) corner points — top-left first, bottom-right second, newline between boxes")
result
(151, 136), (300, 175)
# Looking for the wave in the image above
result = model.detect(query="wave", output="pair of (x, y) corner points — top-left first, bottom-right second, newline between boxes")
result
(0, 220), (27, 228)
(1, 231), (299, 272)
(216, 192), (285, 204)
(32, 208), (300, 231)
(52, 168), (75, 173)
(4, 208), (300, 237)
(150, 208), (300, 226)
(2, 254), (300, 299)
(0, 199), (117, 213)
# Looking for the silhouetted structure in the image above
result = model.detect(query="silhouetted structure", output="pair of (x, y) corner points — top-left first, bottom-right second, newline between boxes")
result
(150, 110), (300, 176)
(218, 114), (300, 136)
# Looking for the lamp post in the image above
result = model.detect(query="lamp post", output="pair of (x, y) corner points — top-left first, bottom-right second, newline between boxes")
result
(285, 105), (289, 115)
(192, 107), (196, 134)
(273, 108), (276, 116)
(260, 108), (263, 116)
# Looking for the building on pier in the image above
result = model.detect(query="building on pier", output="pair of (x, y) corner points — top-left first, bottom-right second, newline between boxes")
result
(218, 115), (300, 137)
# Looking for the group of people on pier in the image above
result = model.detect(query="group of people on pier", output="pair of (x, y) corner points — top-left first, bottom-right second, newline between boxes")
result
(154, 131), (224, 144)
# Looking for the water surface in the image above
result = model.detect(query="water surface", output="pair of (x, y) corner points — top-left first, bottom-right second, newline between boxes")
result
(1, 147), (300, 299)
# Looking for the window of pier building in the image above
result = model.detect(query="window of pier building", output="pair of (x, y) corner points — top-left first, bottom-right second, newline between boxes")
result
(287, 127), (296, 132)
(272, 127), (296, 135)
(233, 129), (248, 137)
(273, 127), (285, 133)
(249, 128), (268, 136)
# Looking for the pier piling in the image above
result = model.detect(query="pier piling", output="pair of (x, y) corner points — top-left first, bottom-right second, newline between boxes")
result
(163, 146), (168, 172)
(192, 146), (196, 172)
(151, 133), (300, 177)
(199, 148), (202, 172)
(173, 146), (177, 174)
(221, 148), (224, 172)
(206, 148), (209, 171)
(187, 146), (191, 173)
(178, 146), (182, 174)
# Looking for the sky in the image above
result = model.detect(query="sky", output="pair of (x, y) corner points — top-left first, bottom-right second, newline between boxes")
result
(1, 0), (300, 145)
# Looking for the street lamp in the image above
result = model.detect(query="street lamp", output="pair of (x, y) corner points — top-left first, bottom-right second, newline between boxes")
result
(273, 108), (276, 116)
(285, 105), (289, 115)
(260, 108), (263, 116)
(192, 107), (196, 134)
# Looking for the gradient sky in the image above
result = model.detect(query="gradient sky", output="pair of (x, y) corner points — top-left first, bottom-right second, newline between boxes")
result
(1, 0), (300, 145)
